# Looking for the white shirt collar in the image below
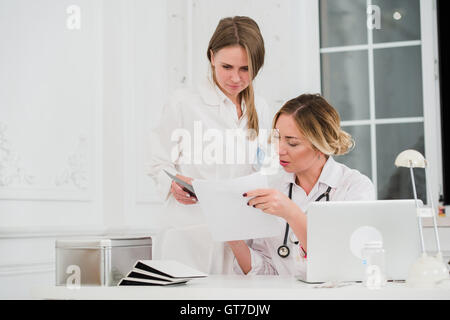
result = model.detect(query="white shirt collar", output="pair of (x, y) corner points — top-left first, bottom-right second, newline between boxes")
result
(283, 156), (341, 190)
(198, 77), (246, 112)
(198, 77), (222, 106)
(317, 156), (341, 188)
(213, 80), (231, 105)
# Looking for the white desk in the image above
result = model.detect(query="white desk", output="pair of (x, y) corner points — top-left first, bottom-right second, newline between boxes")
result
(32, 275), (450, 300)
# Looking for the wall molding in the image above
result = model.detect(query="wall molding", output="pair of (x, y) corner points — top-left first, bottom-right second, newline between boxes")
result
(0, 122), (35, 188)
(0, 263), (54, 277)
(0, 226), (106, 239)
(0, 225), (160, 239)
(0, 131), (93, 202)
(0, 129), (93, 201)
(55, 134), (89, 191)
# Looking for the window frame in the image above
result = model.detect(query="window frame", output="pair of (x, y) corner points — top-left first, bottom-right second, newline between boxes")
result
(314, 0), (446, 223)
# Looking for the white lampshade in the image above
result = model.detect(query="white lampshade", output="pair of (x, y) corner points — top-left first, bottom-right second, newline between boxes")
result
(394, 149), (427, 168)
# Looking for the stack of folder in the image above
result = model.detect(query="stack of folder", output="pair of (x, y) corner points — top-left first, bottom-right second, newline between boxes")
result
(118, 260), (207, 286)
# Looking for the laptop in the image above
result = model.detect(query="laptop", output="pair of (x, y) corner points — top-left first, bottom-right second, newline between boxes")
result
(297, 199), (421, 283)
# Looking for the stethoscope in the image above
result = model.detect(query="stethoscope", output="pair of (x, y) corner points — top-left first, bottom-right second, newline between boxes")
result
(277, 183), (332, 258)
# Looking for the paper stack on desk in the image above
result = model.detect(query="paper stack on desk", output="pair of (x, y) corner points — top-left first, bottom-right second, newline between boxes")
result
(118, 260), (207, 286)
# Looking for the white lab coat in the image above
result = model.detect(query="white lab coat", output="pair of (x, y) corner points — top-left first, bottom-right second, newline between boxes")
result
(233, 156), (376, 277)
(148, 77), (273, 274)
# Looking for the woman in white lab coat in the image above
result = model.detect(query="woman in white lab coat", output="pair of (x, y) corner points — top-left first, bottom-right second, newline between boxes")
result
(229, 93), (376, 277)
(148, 16), (272, 274)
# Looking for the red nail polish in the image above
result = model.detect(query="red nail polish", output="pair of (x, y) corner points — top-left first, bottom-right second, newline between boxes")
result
(243, 193), (247, 197)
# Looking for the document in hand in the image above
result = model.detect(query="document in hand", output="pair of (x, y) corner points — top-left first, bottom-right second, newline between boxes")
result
(192, 172), (283, 241)
(118, 260), (207, 286)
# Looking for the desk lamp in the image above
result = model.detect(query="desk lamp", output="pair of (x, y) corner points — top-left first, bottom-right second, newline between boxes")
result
(394, 149), (449, 287)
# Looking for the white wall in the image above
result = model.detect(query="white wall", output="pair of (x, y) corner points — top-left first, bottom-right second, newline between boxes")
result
(0, 0), (103, 225)
(0, 0), (104, 299)
(0, 0), (448, 299)
(0, 0), (320, 299)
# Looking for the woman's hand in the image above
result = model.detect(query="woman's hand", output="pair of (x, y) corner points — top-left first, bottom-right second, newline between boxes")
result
(245, 188), (308, 252)
(244, 188), (297, 221)
(170, 174), (197, 205)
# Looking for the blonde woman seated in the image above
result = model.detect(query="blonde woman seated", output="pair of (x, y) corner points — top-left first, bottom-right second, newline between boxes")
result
(228, 94), (376, 277)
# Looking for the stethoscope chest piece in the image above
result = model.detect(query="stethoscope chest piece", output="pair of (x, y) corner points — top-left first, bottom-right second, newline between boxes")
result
(277, 245), (290, 258)
(278, 183), (331, 259)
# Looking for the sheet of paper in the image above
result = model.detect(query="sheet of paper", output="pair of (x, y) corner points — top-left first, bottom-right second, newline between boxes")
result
(192, 173), (284, 241)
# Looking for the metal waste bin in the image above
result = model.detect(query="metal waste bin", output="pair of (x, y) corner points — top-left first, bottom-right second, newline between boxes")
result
(55, 236), (152, 286)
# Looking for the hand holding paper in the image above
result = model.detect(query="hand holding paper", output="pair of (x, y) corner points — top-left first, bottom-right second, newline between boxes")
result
(244, 188), (297, 221)
(192, 173), (283, 241)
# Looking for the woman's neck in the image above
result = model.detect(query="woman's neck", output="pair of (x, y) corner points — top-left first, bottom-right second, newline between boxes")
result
(295, 156), (327, 195)
(217, 84), (242, 118)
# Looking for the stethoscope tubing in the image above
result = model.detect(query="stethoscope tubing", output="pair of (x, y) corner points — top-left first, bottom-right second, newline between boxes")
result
(278, 183), (332, 258)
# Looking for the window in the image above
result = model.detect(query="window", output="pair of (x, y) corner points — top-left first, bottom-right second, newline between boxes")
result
(319, 0), (440, 204)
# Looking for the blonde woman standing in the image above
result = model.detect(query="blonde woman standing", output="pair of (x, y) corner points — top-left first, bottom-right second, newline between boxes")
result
(230, 94), (375, 277)
(148, 16), (272, 274)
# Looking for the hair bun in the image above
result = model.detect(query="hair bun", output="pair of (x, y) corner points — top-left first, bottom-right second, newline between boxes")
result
(334, 130), (354, 155)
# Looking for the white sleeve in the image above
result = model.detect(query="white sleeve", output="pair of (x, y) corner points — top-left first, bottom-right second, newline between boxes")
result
(147, 92), (184, 202)
(232, 239), (278, 275)
(344, 173), (376, 201)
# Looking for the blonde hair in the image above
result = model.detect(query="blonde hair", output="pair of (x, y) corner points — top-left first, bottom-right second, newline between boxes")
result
(207, 16), (265, 136)
(273, 94), (354, 156)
